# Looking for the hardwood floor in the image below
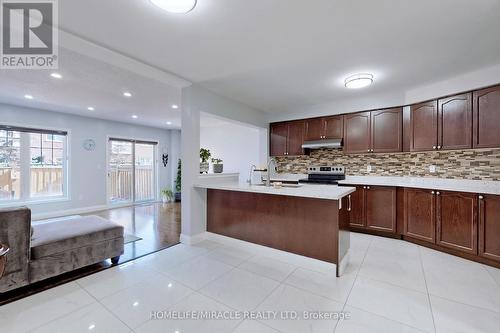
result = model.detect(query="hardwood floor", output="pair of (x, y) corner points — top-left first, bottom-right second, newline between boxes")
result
(0, 202), (181, 305)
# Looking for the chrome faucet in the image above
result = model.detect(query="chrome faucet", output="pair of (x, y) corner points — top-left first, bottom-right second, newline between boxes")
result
(266, 157), (277, 187)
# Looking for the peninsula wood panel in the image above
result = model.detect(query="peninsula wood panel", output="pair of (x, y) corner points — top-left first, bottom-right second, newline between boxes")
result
(344, 111), (371, 154)
(479, 194), (500, 262)
(438, 93), (472, 150)
(410, 100), (438, 152)
(404, 188), (436, 243)
(207, 189), (340, 264)
(371, 108), (402, 153)
(365, 186), (397, 233)
(473, 85), (500, 148)
(436, 191), (477, 254)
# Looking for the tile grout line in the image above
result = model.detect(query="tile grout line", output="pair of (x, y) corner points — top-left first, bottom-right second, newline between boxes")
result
(418, 246), (438, 333)
(332, 238), (372, 333)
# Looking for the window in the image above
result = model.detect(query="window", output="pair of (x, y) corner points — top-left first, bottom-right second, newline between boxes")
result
(0, 126), (68, 204)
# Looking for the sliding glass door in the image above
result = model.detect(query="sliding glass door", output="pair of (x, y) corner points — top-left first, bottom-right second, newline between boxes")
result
(108, 139), (156, 204)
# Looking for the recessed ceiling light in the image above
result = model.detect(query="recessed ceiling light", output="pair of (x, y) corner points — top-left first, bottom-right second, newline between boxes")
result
(87, 106), (95, 111)
(150, 0), (197, 13)
(344, 73), (374, 89)
(123, 92), (132, 97)
(50, 72), (63, 79)
(166, 121), (172, 125)
(171, 104), (179, 109)
(24, 94), (33, 99)
(132, 115), (138, 119)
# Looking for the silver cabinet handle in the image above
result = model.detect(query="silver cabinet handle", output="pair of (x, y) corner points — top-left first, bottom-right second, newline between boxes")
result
(433, 146), (437, 149)
(437, 146), (442, 149)
(367, 149), (371, 152)
(479, 195), (484, 200)
(367, 186), (370, 189)
(363, 186), (366, 189)
(348, 195), (352, 212)
(431, 191), (435, 194)
(436, 192), (441, 195)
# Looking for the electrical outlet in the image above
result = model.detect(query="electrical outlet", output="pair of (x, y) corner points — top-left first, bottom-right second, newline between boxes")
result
(429, 165), (436, 173)
(367, 165), (372, 172)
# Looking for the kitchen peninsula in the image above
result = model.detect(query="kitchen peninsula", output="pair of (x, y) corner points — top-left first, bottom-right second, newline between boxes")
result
(194, 178), (355, 276)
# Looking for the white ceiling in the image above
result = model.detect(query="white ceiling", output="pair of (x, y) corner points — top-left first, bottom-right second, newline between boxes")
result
(55, 0), (500, 114)
(2, 0), (500, 127)
(0, 47), (183, 129)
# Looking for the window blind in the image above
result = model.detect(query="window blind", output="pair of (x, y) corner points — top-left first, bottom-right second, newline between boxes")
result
(0, 125), (67, 136)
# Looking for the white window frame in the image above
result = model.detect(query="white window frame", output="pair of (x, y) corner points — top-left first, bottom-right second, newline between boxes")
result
(0, 124), (70, 207)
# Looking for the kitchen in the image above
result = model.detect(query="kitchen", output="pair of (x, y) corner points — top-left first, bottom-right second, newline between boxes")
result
(195, 84), (500, 275)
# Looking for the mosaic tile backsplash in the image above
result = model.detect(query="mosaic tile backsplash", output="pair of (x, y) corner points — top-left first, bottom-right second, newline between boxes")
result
(275, 148), (500, 181)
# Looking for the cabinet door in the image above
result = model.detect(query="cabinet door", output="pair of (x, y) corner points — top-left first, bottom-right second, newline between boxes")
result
(344, 112), (371, 154)
(473, 85), (500, 148)
(286, 121), (305, 156)
(270, 123), (288, 156)
(404, 188), (436, 243)
(436, 191), (477, 254)
(438, 93), (472, 150)
(348, 186), (366, 228)
(305, 118), (325, 141)
(479, 194), (500, 262)
(366, 186), (397, 233)
(410, 101), (438, 152)
(371, 108), (402, 153)
(324, 116), (343, 139)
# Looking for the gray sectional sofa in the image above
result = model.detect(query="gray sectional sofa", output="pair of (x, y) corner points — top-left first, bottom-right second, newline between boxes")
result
(0, 207), (124, 293)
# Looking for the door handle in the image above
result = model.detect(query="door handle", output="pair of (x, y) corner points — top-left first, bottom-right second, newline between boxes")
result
(348, 195), (352, 212)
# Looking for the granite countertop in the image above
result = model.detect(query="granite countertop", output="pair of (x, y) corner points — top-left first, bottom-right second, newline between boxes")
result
(194, 182), (355, 200)
(338, 176), (500, 195)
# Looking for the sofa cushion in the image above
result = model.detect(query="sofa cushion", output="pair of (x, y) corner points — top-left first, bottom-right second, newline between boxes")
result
(30, 216), (124, 259)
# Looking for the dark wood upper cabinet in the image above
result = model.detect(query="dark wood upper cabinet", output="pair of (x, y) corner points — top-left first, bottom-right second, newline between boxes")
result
(436, 191), (477, 254)
(286, 121), (305, 156)
(473, 85), (500, 148)
(344, 111), (371, 154)
(348, 186), (366, 228)
(438, 93), (472, 150)
(324, 116), (343, 139)
(410, 100), (438, 152)
(365, 186), (397, 233)
(305, 118), (324, 141)
(371, 108), (402, 153)
(270, 122), (288, 156)
(305, 116), (343, 141)
(479, 194), (500, 262)
(404, 188), (436, 243)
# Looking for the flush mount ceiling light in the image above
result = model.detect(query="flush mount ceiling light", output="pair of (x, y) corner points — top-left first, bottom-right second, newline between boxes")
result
(171, 104), (179, 109)
(123, 92), (132, 97)
(166, 121), (172, 125)
(24, 94), (33, 99)
(87, 106), (95, 111)
(344, 73), (374, 89)
(150, 0), (197, 13)
(132, 115), (138, 119)
(50, 73), (62, 79)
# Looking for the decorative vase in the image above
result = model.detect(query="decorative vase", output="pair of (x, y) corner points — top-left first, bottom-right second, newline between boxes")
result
(213, 164), (223, 174)
(200, 162), (209, 174)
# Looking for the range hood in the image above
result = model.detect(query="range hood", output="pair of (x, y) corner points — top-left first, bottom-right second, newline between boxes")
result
(301, 138), (343, 149)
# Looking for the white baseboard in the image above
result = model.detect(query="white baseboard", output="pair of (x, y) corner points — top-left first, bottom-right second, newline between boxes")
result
(205, 232), (337, 275)
(179, 232), (208, 245)
(32, 205), (110, 221)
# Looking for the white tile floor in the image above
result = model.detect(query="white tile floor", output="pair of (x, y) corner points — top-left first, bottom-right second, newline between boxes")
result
(1, 232), (500, 333)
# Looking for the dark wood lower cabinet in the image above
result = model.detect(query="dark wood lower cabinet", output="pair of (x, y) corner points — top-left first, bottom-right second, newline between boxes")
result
(365, 186), (397, 233)
(436, 191), (477, 254)
(479, 194), (500, 262)
(348, 186), (366, 228)
(404, 188), (436, 243)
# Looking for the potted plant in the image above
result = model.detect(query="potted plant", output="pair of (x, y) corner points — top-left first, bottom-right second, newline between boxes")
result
(200, 148), (211, 174)
(160, 188), (174, 203)
(212, 158), (223, 173)
(175, 159), (181, 202)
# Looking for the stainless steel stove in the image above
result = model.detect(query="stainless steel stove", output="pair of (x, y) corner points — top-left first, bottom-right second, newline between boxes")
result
(299, 166), (345, 185)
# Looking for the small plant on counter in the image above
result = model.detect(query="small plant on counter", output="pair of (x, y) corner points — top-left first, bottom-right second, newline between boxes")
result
(200, 148), (211, 174)
(160, 188), (174, 203)
(211, 158), (224, 174)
